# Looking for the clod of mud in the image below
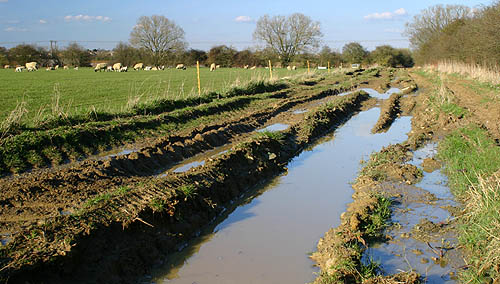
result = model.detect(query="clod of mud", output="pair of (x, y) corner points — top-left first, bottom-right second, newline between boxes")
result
(422, 157), (441, 173)
(371, 92), (403, 133)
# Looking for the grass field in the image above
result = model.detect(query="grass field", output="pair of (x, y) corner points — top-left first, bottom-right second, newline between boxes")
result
(0, 67), (318, 124)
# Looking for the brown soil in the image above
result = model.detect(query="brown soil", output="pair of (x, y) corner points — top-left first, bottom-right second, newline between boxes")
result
(1, 68), (396, 283)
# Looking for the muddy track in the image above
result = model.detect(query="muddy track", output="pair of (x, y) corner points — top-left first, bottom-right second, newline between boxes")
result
(0, 82), (358, 236)
(371, 92), (403, 133)
(0, 92), (371, 283)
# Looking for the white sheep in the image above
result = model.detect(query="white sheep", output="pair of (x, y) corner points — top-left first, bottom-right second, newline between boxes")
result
(113, 63), (122, 72)
(159, 65), (165, 70)
(15, 66), (24, 72)
(133, 63), (144, 70)
(250, 66), (257, 70)
(176, 64), (186, 70)
(287, 66), (291, 70)
(4, 65), (10, 69)
(215, 65), (220, 69)
(63, 66), (69, 70)
(25, 62), (38, 71)
(106, 66), (113, 72)
(244, 65), (249, 69)
(144, 66), (152, 71)
(152, 66), (158, 71)
(210, 63), (216, 71)
(54, 65), (59, 70)
(46, 67), (54, 71)
(120, 66), (128, 72)
(94, 63), (107, 72)
(74, 67), (79, 70)
(292, 66), (297, 70)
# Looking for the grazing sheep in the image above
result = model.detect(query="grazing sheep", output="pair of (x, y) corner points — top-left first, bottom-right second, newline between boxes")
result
(250, 66), (257, 70)
(287, 66), (291, 70)
(176, 64), (186, 70)
(4, 65), (10, 69)
(120, 66), (128, 72)
(152, 66), (158, 71)
(54, 65), (59, 70)
(46, 67), (55, 71)
(210, 63), (216, 71)
(159, 65), (165, 70)
(74, 67), (79, 70)
(244, 65), (249, 69)
(63, 66), (69, 70)
(94, 63), (107, 72)
(25, 62), (38, 71)
(292, 66), (297, 70)
(215, 65), (220, 69)
(15, 66), (25, 72)
(144, 66), (152, 71)
(106, 66), (113, 72)
(113, 63), (122, 72)
(133, 63), (144, 70)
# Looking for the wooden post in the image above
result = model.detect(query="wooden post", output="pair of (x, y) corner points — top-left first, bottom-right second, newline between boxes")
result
(328, 61), (330, 73)
(268, 60), (273, 80)
(307, 60), (310, 74)
(196, 61), (201, 96)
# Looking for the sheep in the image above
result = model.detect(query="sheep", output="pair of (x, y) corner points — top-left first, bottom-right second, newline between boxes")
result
(4, 65), (10, 69)
(176, 64), (186, 70)
(106, 66), (113, 72)
(287, 66), (291, 70)
(15, 66), (25, 72)
(216, 65), (220, 69)
(54, 65), (59, 70)
(244, 65), (249, 69)
(120, 66), (128, 72)
(94, 63), (107, 72)
(292, 66), (297, 70)
(159, 65), (165, 70)
(210, 63), (216, 71)
(113, 63), (122, 72)
(250, 66), (257, 70)
(144, 66), (152, 71)
(152, 66), (158, 71)
(74, 67), (79, 70)
(46, 67), (55, 71)
(63, 66), (69, 70)
(133, 63), (144, 70)
(25, 62), (38, 71)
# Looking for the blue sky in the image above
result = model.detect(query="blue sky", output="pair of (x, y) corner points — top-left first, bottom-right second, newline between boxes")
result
(0, 0), (491, 51)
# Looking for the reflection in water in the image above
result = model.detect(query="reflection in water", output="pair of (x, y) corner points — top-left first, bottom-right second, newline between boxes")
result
(172, 161), (205, 173)
(257, 123), (290, 132)
(150, 108), (412, 284)
(360, 88), (401, 100)
(365, 143), (461, 283)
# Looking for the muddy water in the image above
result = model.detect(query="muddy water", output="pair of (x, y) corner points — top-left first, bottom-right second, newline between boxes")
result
(365, 143), (461, 283)
(149, 108), (412, 284)
(361, 88), (401, 100)
(257, 123), (290, 132)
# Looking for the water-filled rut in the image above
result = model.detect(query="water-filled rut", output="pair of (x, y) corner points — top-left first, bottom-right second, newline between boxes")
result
(149, 107), (412, 284)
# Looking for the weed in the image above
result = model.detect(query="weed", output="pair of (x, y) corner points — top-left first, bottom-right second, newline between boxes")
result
(150, 198), (166, 212)
(115, 186), (131, 195)
(178, 184), (197, 199)
(256, 130), (286, 142)
(84, 193), (112, 208)
(364, 195), (392, 239)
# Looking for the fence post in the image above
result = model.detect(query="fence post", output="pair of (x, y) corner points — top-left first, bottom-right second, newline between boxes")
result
(307, 60), (310, 74)
(196, 61), (201, 96)
(328, 61), (330, 73)
(268, 60), (273, 80)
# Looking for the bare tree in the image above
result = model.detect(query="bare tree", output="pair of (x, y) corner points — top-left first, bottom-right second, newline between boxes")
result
(253, 13), (322, 66)
(130, 15), (186, 66)
(405, 5), (471, 50)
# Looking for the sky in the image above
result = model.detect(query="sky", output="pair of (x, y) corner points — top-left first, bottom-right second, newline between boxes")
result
(0, 0), (492, 52)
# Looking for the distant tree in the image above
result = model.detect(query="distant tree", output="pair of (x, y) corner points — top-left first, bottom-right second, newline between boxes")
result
(234, 49), (258, 67)
(113, 42), (139, 66)
(207, 45), (237, 67)
(61, 42), (91, 67)
(370, 45), (414, 67)
(182, 49), (207, 66)
(342, 42), (368, 64)
(130, 15), (187, 66)
(405, 5), (471, 51)
(253, 13), (322, 66)
(0, 47), (8, 66)
(8, 44), (46, 65)
(318, 46), (343, 67)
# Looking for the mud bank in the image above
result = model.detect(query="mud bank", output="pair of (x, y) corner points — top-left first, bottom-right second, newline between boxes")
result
(0, 92), (370, 283)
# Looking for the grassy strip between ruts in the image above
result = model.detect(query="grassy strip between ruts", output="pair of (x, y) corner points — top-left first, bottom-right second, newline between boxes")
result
(0, 91), (370, 283)
(438, 124), (500, 283)
(312, 143), (422, 284)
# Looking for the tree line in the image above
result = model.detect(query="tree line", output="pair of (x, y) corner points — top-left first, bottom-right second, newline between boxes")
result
(406, 1), (500, 67)
(0, 13), (414, 68)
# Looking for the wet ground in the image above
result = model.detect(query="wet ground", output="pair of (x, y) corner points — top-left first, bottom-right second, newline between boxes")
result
(364, 143), (462, 283)
(148, 106), (412, 284)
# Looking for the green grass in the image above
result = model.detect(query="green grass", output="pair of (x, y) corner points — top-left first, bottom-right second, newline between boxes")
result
(438, 124), (500, 283)
(0, 67), (317, 124)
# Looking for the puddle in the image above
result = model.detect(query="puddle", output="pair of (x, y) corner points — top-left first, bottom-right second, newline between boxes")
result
(292, 109), (308, 114)
(98, 148), (138, 160)
(257, 123), (290, 132)
(1, 233), (12, 246)
(148, 107), (412, 284)
(361, 88), (401, 100)
(338, 90), (354, 96)
(364, 143), (461, 283)
(172, 161), (205, 173)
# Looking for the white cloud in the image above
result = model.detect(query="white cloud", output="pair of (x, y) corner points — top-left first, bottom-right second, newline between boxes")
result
(364, 8), (407, 20)
(235, 16), (253, 23)
(4, 27), (28, 32)
(39, 19), (47, 24)
(64, 14), (112, 22)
